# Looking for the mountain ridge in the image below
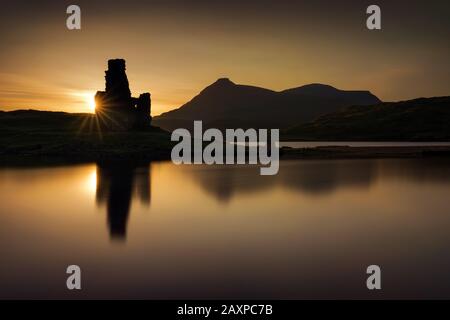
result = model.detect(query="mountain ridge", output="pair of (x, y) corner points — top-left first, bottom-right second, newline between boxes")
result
(153, 79), (381, 131)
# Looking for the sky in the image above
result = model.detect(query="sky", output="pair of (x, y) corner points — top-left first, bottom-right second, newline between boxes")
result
(0, 0), (449, 115)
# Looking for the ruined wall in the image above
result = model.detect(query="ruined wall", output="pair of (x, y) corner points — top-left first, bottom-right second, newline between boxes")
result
(95, 59), (151, 130)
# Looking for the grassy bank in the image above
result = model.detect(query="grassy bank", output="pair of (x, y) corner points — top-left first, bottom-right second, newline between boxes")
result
(0, 110), (174, 166)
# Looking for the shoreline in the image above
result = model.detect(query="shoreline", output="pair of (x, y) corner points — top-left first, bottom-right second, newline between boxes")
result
(280, 145), (450, 159)
(2, 145), (450, 168)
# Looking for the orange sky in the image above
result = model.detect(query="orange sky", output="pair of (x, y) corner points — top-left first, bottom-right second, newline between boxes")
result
(0, 0), (449, 115)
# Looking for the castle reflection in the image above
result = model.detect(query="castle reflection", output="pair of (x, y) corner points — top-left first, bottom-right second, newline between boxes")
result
(95, 163), (151, 240)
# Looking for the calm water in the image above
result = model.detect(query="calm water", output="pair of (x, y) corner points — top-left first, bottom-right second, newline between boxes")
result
(281, 141), (450, 148)
(1, 158), (450, 299)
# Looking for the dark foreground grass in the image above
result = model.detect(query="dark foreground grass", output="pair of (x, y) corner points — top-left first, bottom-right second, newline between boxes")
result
(0, 110), (174, 166)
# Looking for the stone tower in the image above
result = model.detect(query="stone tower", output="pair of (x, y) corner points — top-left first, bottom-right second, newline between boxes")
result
(95, 59), (151, 130)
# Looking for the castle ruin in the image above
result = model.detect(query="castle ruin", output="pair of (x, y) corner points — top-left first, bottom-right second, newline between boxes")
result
(95, 59), (151, 130)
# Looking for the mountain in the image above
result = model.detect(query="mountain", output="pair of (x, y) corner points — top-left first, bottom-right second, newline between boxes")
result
(283, 96), (450, 141)
(152, 79), (380, 131)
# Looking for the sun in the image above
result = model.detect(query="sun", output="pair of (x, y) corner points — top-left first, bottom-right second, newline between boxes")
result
(70, 91), (97, 113)
(87, 93), (96, 113)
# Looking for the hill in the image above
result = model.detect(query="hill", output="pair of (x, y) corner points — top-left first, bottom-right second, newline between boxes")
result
(152, 79), (380, 131)
(0, 110), (173, 165)
(283, 97), (450, 141)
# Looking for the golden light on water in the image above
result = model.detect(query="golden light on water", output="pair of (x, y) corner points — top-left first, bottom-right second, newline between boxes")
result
(85, 167), (97, 194)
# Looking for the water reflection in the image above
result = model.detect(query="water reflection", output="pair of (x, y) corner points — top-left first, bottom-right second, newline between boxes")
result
(179, 161), (378, 203)
(180, 158), (450, 202)
(95, 163), (151, 240)
(2, 158), (450, 298)
(92, 158), (450, 240)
